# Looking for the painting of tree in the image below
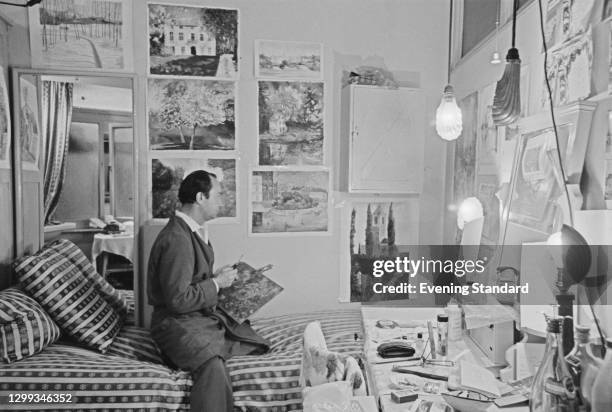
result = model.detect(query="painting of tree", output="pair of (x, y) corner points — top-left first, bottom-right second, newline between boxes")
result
(151, 157), (236, 220)
(29, 0), (132, 70)
(258, 81), (324, 166)
(148, 4), (238, 78)
(148, 78), (235, 151)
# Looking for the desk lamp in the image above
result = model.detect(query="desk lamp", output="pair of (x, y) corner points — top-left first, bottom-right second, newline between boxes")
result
(547, 224), (593, 354)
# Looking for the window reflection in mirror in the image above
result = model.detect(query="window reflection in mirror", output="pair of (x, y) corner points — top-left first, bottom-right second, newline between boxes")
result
(47, 76), (134, 227)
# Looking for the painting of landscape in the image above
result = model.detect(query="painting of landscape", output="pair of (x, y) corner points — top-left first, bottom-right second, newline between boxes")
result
(255, 40), (322, 80)
(347, 199), (419, 302)
(148, 78), (235, 151)
(152, 157), (236, 221)
(148, 4), (238, 78)
(250, 169), (329, 234)
(258, 81), (324, 165)
(29, 0), (132, 70)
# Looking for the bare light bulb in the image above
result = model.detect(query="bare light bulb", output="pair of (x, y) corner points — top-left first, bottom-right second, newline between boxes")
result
(490, 51), (502, 64)
(435, 85), (463, 141)
(456, 197), (483, 230)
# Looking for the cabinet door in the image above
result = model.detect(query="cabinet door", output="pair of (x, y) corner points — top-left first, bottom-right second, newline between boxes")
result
(349, 87), (424, 193)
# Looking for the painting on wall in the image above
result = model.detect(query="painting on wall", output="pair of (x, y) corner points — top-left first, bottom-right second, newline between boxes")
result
(541, 30), (592, 109)
(544, 0), (594, 49)
(249, 168), (329, 235)
(477, 82), (498, 166)
(453, 91), (478, 210)
(28, 0), (133, 71)
(151, 156), (237, 222)
(344, 198), (419, 303)
(509, 126), (571, 233)
(605, 158), (612, 209)
(476, 175), (500, 244)
(258, 81), (324, 165)
(148, 4), (238, 79)
(255, 40), (323, 80)
(0, 69), (10, 169)
(148, 78), (235, 151)
(19, 76), (41, 171)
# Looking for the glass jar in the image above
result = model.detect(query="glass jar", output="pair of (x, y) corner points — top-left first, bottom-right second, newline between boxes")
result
(565, 325), (603, 411)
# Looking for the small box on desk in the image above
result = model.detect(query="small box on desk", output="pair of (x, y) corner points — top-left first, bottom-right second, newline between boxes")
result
(468, 320), (514, 365)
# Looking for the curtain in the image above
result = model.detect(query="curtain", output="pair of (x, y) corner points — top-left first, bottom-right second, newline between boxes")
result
(41, 81), (73, 224)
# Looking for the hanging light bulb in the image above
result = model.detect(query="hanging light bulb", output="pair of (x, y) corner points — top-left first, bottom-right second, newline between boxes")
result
(436, 85), (463, 141)
(490, 51), (502, 64)
(436, 0), (462, 141)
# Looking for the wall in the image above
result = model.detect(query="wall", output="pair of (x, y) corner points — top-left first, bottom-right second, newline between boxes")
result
(448, 0), (612, 333)
(0, 1), (450, 317)
(135, 0), (450, 318)
(0, 14), (12, 290)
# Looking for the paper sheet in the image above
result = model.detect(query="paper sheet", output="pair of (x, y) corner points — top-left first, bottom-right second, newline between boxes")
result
(463, 304), (518, 330)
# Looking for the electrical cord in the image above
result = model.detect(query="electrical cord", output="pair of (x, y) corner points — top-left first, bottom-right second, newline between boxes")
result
(536, 0), (575, 227)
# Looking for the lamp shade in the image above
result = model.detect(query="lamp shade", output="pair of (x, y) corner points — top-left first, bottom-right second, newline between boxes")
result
(457, 197), (483, 230)
(435, 85), (463, 141)
(546, 224), (592, 284)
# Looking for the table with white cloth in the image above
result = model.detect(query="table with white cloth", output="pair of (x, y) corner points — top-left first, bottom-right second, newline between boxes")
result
(91, 233), (134, 278)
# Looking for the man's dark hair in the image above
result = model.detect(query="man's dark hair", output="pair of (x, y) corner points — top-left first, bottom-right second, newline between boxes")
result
(178, 170), (217, 204)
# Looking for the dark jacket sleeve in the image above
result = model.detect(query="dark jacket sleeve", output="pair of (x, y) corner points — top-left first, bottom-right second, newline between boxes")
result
(157, 232), (218, 314)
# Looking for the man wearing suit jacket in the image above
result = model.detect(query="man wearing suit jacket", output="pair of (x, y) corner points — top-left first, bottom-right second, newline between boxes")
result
(148, 170), (270, 412)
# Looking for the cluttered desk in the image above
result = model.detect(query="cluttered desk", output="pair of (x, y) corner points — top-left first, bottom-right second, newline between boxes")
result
(361, 307), (532, 412)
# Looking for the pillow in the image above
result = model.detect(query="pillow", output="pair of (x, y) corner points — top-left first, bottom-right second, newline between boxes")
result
(45, 239), (129, 317)
(14, 248), (122, 353)
(105, 325), (164, 364)
(0, 287), (61, 363)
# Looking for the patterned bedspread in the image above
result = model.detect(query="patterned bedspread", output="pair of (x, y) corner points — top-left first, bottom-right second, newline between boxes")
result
(0, 308), (363, 411)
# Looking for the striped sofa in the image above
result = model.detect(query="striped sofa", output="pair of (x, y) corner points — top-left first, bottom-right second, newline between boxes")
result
(0, 289), (365, 411)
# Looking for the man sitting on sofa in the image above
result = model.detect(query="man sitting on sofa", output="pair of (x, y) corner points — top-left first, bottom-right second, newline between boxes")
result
(148, 170), (270, 412)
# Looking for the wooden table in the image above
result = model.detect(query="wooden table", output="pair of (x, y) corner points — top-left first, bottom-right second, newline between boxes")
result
(361, 306), (498, 412)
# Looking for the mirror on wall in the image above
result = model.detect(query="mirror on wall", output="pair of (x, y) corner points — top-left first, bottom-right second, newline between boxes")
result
(12, 69), (137, 292)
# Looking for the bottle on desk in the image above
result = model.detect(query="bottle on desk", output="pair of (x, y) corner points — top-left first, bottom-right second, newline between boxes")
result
(437, 314), (449, 356)
(565, 325), (602, 412)
(529, 317), (578, 412)
(415, 332), (425, 356)
(446, 302), (462, 341)
(591, 339), (612, 412)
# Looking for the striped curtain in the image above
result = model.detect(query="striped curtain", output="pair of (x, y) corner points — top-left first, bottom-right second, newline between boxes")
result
(41, 81), (73, 224)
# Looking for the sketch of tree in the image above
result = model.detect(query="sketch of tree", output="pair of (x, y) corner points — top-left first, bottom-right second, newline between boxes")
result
(350, 207), (356, 255)
(365, 204), (374, 257)
(158, 90), (189, 145)
(262, 84), (301, 136)
(387, 203), (398, 256)
(182, 86), (227, 150)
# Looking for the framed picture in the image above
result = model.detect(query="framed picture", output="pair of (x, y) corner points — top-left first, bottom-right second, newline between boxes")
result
(544, 0), (594, 49)
(148, 3), (238, 79)
(453, 91), (478, 208)
(248, 167), (330, 235)
(604, 158), (612, 209)
(0, 69), (10, 169)
(338, 197), (420, 303)
(541, 30), (592, 109)
(148, 78), (236, 151)
(150, 155), (237, 223)
(255, 40), (323, 80)
(257, 81), (324, 165)
(509, 126), (565, 233)
(28, 0), (133, 71)
(477, 82), (498, 165)
(476, 174), (500, 244)
(19, 76), (41, 171)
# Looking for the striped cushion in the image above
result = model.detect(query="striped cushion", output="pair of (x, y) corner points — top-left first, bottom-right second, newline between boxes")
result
(106, 326), (164, 365)
(46, 239), (129, 318)
(14, 248), (122, 353)
(0, 288), (61, 363)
